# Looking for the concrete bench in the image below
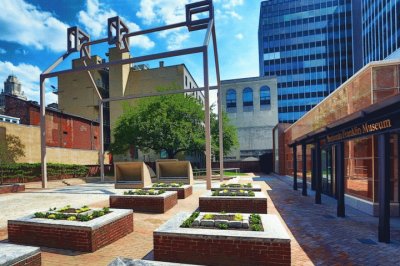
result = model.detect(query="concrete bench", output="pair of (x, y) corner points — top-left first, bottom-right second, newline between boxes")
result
(156, 161), (193, 185)
(0, 243), (41, 266)
(114, 162), (153, 189)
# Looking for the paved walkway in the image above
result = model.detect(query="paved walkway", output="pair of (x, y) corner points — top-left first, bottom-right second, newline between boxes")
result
(0, 175), (399, 265)
(262, 175), (400, 265)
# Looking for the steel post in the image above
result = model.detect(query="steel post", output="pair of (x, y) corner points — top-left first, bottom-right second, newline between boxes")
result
(203, 49), (212, 190)
(99, 100), (105, 182)
(39, 76), (47, 188)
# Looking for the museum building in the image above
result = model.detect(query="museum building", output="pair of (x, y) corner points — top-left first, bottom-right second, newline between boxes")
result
(273, 59), (400, 243)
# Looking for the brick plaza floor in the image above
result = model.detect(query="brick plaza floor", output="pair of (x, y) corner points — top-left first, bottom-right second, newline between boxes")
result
(0, 175), (399, 265)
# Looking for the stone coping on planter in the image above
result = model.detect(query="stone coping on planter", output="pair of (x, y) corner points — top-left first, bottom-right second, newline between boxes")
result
(8, 208), (133, 231)
(154, 212), (290, 242)
(0, 243), (40, 266)
(114, 191), (177, 198)
(211, 183), (261, 191)
(201, 191), (266, 199)
(108, 257), (197, 266)
(143, 184), (191, 191)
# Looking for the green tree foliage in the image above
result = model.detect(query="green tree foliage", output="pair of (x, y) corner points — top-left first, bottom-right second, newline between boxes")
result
(211, 107), (239, 158)
(0, 134), (25, 164)
(111, 90), (238, 159)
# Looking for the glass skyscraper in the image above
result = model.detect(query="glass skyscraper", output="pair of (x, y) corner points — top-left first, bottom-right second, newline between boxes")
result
(362, 0), (400, 64)
(258, 0), (362, 123)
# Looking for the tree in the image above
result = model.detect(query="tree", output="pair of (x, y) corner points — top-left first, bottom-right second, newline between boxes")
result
(211, 108), (239, 159)
(0, 134), (25, 164)
(111, 90), (238, 159)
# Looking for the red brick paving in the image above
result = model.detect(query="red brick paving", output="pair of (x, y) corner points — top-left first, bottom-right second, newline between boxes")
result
(0, 175), (399, 265)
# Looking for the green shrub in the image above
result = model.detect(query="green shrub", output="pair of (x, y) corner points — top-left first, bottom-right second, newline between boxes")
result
(34, 212), (46, 218)
(250, 224), (262, 231)
(0, 163), (88, 183)
(181, 211), (200, 228)
(234, 214), (243, 221)
(202, 213), (214, 220)
(124, 189), (165, 195)
(249, 214), (261, 224)
(218, 223), (229, 230)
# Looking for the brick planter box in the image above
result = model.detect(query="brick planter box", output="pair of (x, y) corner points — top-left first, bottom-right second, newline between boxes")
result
(143, 185), (193, 199)
(199, 191), (268, 213)
(110, 191), (178, 213)
(154, 212), (291, 266)
(0, 243), (41, 266)
(8, 209), (133, 252)
(211, 184), (262, 192)
(109, 258), (196, 266)
(0, 184), (25, 194)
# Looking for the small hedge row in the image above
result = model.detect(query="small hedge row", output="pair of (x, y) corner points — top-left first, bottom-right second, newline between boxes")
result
(0, 163), (88, 183)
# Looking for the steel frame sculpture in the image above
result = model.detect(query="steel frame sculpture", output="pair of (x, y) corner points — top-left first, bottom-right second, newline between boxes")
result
(39, 0), (223, 190)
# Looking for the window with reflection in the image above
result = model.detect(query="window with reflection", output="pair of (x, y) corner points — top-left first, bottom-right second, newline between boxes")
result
(243, 87), (253, 111)
(260, 86), (271, 109)
(226, 89), (236, 108)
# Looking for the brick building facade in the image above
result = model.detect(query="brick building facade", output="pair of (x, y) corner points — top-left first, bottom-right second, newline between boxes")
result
(4, 95), (99, 150)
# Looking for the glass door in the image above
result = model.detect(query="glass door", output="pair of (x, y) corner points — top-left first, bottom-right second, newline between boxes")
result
(322, 147), (334, 196)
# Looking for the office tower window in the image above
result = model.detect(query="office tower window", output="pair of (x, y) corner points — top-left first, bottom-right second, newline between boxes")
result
(258, 0), (361, 123)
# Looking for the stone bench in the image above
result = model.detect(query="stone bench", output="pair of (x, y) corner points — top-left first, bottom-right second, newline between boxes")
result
(0, 243), (41, 266)
(156, 161), (193, 185)
(114, 162), (153, 189)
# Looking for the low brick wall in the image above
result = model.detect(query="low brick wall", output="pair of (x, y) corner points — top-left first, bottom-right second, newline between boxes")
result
(0, 184), (25, 194)
(199, 192), (268, 213)
(13, 253), (41, 266)
(154, 213), (291, 266)
(8, 209), (133, 252)
(110, 191), (178, 213)
(0, 243), (41, 266)
(143, 185), (193, 199)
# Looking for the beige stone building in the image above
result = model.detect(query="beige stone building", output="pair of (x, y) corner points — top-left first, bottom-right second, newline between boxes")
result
(58, 48), (202, 161)
(220, 76), (278, 161)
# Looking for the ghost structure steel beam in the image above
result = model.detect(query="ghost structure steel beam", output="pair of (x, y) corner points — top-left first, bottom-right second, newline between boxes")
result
(40, 1), (221, 190)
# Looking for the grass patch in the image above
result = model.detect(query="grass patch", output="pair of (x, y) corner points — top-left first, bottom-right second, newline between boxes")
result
(223, 171), (247, 176)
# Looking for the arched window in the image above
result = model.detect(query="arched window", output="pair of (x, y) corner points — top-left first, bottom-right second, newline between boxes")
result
(243, 87), (253, 111)
(260, 86), (271, 109)
(226, 89), (237, 111)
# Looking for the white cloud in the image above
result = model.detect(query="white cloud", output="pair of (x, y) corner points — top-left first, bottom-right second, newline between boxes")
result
(136, 0), (193, 25)
(214, 0), (244, 21)
(0, 61), (57, 103)
(0, 48), (6, 54)
(235, 33), (244, 40)
(15, 49), (28, 55)
(166, 31), (190, 50)
(78, 0), (155, 50)
(0, 0), (68, 52)
(136, 0), (200, 51)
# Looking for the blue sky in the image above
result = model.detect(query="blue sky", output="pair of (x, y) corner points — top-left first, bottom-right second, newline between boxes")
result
(0, 0), (263, 105)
